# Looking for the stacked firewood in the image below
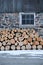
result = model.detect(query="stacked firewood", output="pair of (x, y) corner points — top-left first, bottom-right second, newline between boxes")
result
(0, 28), (43, 50)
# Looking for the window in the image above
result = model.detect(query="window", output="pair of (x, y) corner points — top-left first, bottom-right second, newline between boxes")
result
(19, 13), (35, 26)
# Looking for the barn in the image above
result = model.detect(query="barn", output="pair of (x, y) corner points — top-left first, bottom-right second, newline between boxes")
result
(0, 0), (43, 50)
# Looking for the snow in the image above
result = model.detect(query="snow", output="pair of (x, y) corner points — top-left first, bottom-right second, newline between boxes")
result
(0, 50), (43, 55)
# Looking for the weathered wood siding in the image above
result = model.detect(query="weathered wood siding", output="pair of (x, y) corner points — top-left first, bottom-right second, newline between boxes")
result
(0, 0), (43, 13)
(0, 0), (23, 13)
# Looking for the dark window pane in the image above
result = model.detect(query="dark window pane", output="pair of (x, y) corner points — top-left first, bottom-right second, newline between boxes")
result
(22, 20), (26, 24)
(22, 15), (25, 19)
(31, 20), (34, 24)
(26, 20), (31, 24)
(26, 15), (30, 19)
(31, 15), (34, 19)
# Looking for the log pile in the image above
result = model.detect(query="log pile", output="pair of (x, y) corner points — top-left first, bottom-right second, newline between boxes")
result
(0, 28), (43, 50)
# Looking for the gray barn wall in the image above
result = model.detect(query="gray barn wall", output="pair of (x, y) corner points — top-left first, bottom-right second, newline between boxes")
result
(0, 0), (43, 13)
(0, 0), (43, 29)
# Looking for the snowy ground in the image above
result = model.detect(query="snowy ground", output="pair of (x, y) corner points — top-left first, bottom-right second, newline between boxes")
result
(0, 50), (43, 65)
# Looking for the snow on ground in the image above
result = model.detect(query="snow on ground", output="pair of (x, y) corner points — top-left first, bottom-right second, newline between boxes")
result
(0, 50), (43, 55)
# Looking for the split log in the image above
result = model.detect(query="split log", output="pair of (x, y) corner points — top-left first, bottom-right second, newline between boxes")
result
(16, 33), (21, 37)
(23, 39), (28, 45)
(26, 44), (31, 50)
(24, 35), (28, 39)
(4, 38), (7, 41)
(22, 32), (26, 37)
(8, 34), (13, 39)
(10, 39), (15, 44)
(19, 42), (23, 46)
(18, 37), (24, 42)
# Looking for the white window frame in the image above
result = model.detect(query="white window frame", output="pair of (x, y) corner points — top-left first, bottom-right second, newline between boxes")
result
(19, 12), (35, 27)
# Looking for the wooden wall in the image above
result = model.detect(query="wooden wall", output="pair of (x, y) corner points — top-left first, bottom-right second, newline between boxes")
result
(0, 0), (43, 13)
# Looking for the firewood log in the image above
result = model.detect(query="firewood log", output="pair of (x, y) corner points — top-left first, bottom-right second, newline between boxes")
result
(18, 37), (24, 42)
(7, 42), (11, 45)
(33, 38), (36, 41)
(14, 37), (18, 41)
(1, 38), (4, 42)
(31, 29), (35, 34)
(37, 37), (42, 42)
(8, 34), (13, 39)
(24, 35), (28, 38)
(26, 44), (31, 50)
(21, 46), (26, 50)
(14, 29), (17, 33)
(22, 32), (26, 37)
(15, 42), (18, 46)
(40, 41), (43, 45)
(1, 46), (5, 51)
(20, 29), (23, 33)
(4, 37), (7, 41)
(11, 45), (15, 50)
(18, 29), (21, 32)
(10, 39), (15, 44)
(32, 45), (36, 50)
(37, 45), (42, 50)
(2, 30), (6, 35)
(5, 45), (10, 50)
(27, 37), (32, 43)
(16, 45), (20, 50)
(0, 42), (2, 47)
(23, 39), (28, 45)
(29, 33), (34, 38)
(2, 42), (6, 46)
(19, 42), (23, 46)
(16, 33), (21, 37)
(34, 32), (39, 38)
(28, 42), (33, 45)
(33, 41), (39, 45)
